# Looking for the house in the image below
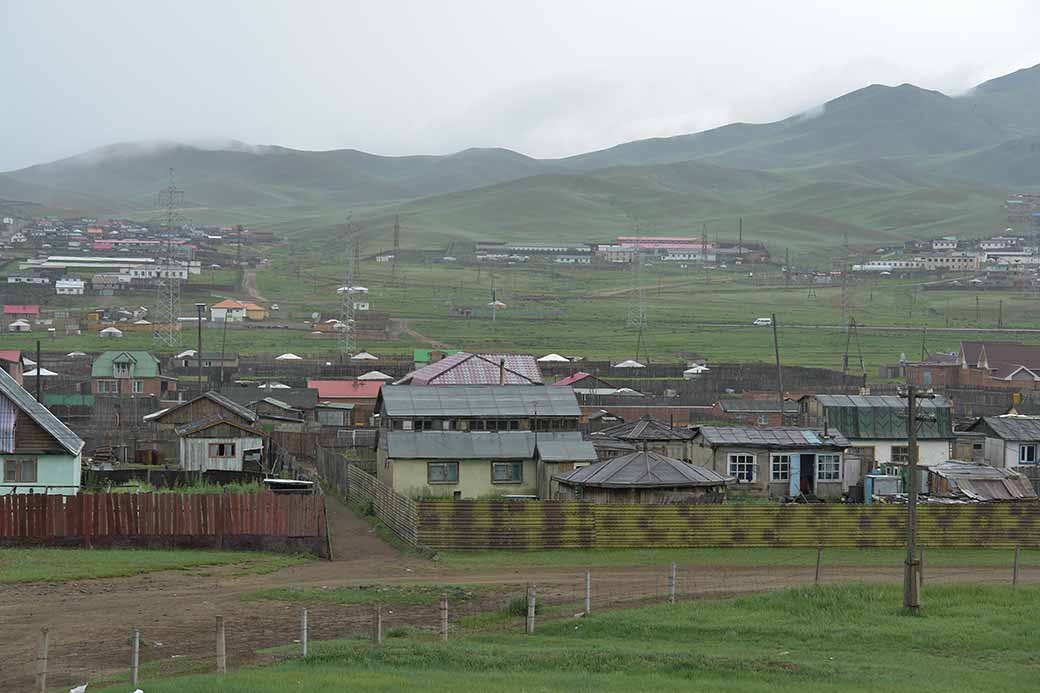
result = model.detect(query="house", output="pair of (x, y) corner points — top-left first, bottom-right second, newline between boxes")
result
(799, 395), (954, 480)
(242, 302), (268, 321)
(376, 385), (591, 499)
(958, 341), (1040, 383)
(965, 416), (1040, 469)
(175, 417), (265, 472)
(3, 305), (40, 324)
(927, 461), (1037, 502)
(218, 386), (319, 423)
(394, 352), (543, 385)
(713, 399), (799, 427)
(0, 366), (84, 495)
(554, 450), (732, 504)
(551, 372), (625, 396)
(249, 397), (305, 433)
(55, 278), (85, 295)
(0, 351), (24, 386)
(6, 273), (50, 285)
(210, 299), (246, 322)
(689, 426), (851, 500)
(589, 416), (697, 460)
(315, 402), (355, 428)
(143, 391), (259, 464)
(307, 379), (383, 424)
(174, 351), (240, 370)
(91, 351), (176, 397)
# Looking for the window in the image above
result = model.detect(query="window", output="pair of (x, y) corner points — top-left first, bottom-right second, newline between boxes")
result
(770, 454), (791, 482)
(3, 460), (37, 483)
(728, 453), (755, 482)
(97, 380), (118, 394)
(401, 420), (414, 431)
(891, 446), (912, 464)
(208, 443), (236, 458)
(113, 362), (131, 378)
(757, 414), (770, 426)
(492, 462), (523, 483)
(1019, 444), (1037, 464)
(817, 454), (842, 482)
(428, 462), (459, 484)
(132, 380), (143, 394)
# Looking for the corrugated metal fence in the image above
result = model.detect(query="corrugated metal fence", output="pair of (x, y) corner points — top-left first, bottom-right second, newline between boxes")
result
(0, 492), (328, 556)
(416, 501), (1040, 550)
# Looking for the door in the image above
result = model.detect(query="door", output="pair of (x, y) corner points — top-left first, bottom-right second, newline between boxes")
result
(789, 456), (801, 496)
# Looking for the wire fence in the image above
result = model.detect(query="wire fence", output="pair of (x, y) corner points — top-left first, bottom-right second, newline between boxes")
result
(6, 547), (1040, 692)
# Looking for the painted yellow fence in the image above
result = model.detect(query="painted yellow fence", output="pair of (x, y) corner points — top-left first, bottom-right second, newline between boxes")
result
(415, 501), (1040, 550)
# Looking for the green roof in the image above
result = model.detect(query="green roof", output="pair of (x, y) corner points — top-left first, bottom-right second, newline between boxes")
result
(91, 351), (161, 378)
(44, 393), (95, 407)
(811, 394), (953, 440)
(413, 348), (461, 364)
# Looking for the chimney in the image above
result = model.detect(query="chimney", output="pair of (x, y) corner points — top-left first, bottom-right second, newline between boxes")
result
(499, 358), (505, 385)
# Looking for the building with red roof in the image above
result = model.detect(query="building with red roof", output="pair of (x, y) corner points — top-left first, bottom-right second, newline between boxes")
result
(307, 380), (383, 425)
(0, 350), (23, 386)
(395, 352), (542, 386)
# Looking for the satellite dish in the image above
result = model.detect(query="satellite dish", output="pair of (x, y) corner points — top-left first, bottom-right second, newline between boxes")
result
(311, 312), (320, 320)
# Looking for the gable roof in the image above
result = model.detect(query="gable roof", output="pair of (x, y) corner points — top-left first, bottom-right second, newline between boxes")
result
(551, 372), (615, 389)
(217, 386), (318, 411)
(148, 391), (258, 424)
(592, 417), (696, 441)
(960, 341), (1040, 378)
(395, 352), (542, 386)
(91, 351), (160, 378)
(554, 450), (731, 488)
(806, 394), (953, 440)
(0, 350), (21, 364)
(175, 415), (266, 438)
(308, 379), (383, 399)
(212, 299), (246, 309)
(0, 367), (83, 455)
(379, 385), (580, 418)
(696, 426), (849, 449)
(968, 416), (1040, 441)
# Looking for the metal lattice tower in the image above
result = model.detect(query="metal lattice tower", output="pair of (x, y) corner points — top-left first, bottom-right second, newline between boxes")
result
(338, 217), (361, 355)
(839, 232), (850, 325)
(626, 250), (647, 329)
(391, 214), (401, 285)
(153, 169), (184, 346)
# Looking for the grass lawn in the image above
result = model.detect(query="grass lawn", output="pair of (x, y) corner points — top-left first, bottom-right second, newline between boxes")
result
(99, 583), (1040, 691)
(433, 546), (1037, 571)
(244, 584), (489, 607)
(0, 548), (305, 583)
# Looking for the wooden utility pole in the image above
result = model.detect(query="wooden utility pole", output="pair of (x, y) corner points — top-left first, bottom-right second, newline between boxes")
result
(904, 386), (922, 613)
(771, 313), (784, 424)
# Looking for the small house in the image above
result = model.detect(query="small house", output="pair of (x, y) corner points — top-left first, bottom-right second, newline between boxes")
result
(965, 416), (1040, 469)
(210, 299), (246, 323)
(0, 350), (24, 386)
(927, 461), (1037, 502)
(713, 399), (799, 427)
(55, 278), (85, 295)
(689, 426), (851, 500)
(7, 320), (31, 333)
(551, 372), (625, 396)
(3, 305), (40, 324)
(308, 379), (382, 424)
(554, 450), (731, 504)
(589, 416), (697, 461)
(143, 390), (260, 464)
(175, 418), (265, 472)
(315, 402), (355, 428)
(242, 302), (268, 321)
(91, 351), (176, 397)
(0, 367), (84, 495)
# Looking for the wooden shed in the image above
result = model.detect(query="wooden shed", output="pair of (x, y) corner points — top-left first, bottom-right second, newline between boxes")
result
(175, 417), (266, 472)
(553, 450), (732, 504)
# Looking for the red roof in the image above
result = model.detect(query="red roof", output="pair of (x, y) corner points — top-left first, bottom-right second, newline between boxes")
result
(551, 372), (593, 387)
(396, 352), (542, 385)
(3, 305), (40, 315)
(0, 350), (21, 364)
(307, 379), (383, 399)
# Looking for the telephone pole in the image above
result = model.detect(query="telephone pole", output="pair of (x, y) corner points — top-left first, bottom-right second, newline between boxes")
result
(903, 385), (923, 613)
(391, 214), (401, 285)
(771, 313), (784, 423)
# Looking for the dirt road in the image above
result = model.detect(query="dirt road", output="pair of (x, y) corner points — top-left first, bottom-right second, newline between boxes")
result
(241, 269), (266, 303)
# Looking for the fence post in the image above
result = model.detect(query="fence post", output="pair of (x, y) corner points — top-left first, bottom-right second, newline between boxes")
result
(919, 546), (925, 586)
(815, 546), (823, 586)
(34, 627), (49, 693)
(215, 615), (227, 674)
(301, 608), (308, 657)
(1013, 545), (1021, 587)
(440, 594), (449, 641)
(525, 584), (536, 635)
(584, 571), (592, 614)
(669, 562), (677, 604)
(130, 628), (140, 687)
(372, 604), (383, 644)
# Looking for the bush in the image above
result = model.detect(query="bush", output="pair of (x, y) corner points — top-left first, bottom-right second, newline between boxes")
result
(505, 595), (541, 617)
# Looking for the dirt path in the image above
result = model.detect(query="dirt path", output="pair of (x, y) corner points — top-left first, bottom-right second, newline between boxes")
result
(324, 494), (401, 561)
(242, 269), (266, 303)
(392, 318), (454, 349)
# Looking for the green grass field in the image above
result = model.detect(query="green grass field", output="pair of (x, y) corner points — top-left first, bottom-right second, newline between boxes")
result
(0, 548), (304, 583)
(99, 583), (1040, 691)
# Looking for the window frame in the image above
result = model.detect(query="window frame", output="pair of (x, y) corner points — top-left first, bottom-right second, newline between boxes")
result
(208, 442), (237, 458)
(132, 380), (144, 394)
(727, 453), (756, 483)
(491, 461), (523, 484)
(769, 453), (791, 482)
(757, 414), (770, 426)
(427, 461), (460, 485)
(3, 459), (37, 483)
(1019, 443), (1037, 464)
(891, 446), (911, 464)
(817, 453), (842, 482)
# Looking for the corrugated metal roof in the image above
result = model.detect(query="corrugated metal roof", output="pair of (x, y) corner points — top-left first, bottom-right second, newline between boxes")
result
(810, 394), (953, 440)
(970, 416), (1040, 441)
(91, 351), (161, 378)
(0, 367), (83, 455)
(719, 399), (798, 414)
(697, 426), (849, 449)
(592, 417), (695, 441)
(395, 353), (542, 386)
(929, 461), (1037, 501)
(386, 431), (590, 460)
(536, 437), (598, 462)
(380, 385), (580, 418)
(554, 451), (732, 488)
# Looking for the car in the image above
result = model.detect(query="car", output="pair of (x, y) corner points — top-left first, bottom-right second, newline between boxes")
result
(753, 317), (773, 326)
(271, 304), (280, 310)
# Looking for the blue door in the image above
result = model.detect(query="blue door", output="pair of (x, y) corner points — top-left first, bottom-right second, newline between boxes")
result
(789, 456), (801, 496)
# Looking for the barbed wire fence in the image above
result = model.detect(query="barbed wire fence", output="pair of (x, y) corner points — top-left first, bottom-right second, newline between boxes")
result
(5, 547), (1039, 691)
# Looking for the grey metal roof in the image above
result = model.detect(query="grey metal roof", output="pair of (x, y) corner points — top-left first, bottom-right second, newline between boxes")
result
(811, 394), (951, 410)
(929, 461), (1037, 501)
(386, 431), (591, 460)
(218, 386), (319, 411)
(969, 416), (1040, 441)
(153, 391), (259, 424)
(592, 416), (695, 441)
(697, 426), (849, 449)
(379, 385), (580, 418)
(536, 437), (599, 462)
(554, 451), (732, 488)
(807, 394), (953, 440)
(175, 414), (265, 437)
(719, 399), (798, 414)
(0, 367), (84, 455)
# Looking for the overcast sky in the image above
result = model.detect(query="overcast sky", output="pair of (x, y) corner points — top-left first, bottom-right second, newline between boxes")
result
(2, 0), (1039, 171)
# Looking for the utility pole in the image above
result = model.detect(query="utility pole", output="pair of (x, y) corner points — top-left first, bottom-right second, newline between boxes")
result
(153, 168), (184, 347)
(392, 215), (401, 286)
(195, 303), (206, 397)
(771, 313), (784, 424)
(903, 385), (934, 614)
(34, 339), (41, 402)
(737, 217), (743, 261)
(235, 224), (243, 266)
(920, 326), (927, 362)
(998, 299), (1004, 329)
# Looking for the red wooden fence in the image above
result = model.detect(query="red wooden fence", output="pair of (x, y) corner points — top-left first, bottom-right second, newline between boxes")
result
(0, 492), (328, 555)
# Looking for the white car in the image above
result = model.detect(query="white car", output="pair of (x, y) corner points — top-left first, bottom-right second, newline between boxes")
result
(753, 317), (773, 326)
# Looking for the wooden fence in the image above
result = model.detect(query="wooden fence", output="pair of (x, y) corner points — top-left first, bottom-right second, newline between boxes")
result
(315, 449), (418, 546)
(0, 492), (329, 557)
(416, 501), (1040, 550)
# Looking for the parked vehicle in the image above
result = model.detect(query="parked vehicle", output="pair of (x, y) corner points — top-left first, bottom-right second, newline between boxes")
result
(753, 317), (773, 326)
